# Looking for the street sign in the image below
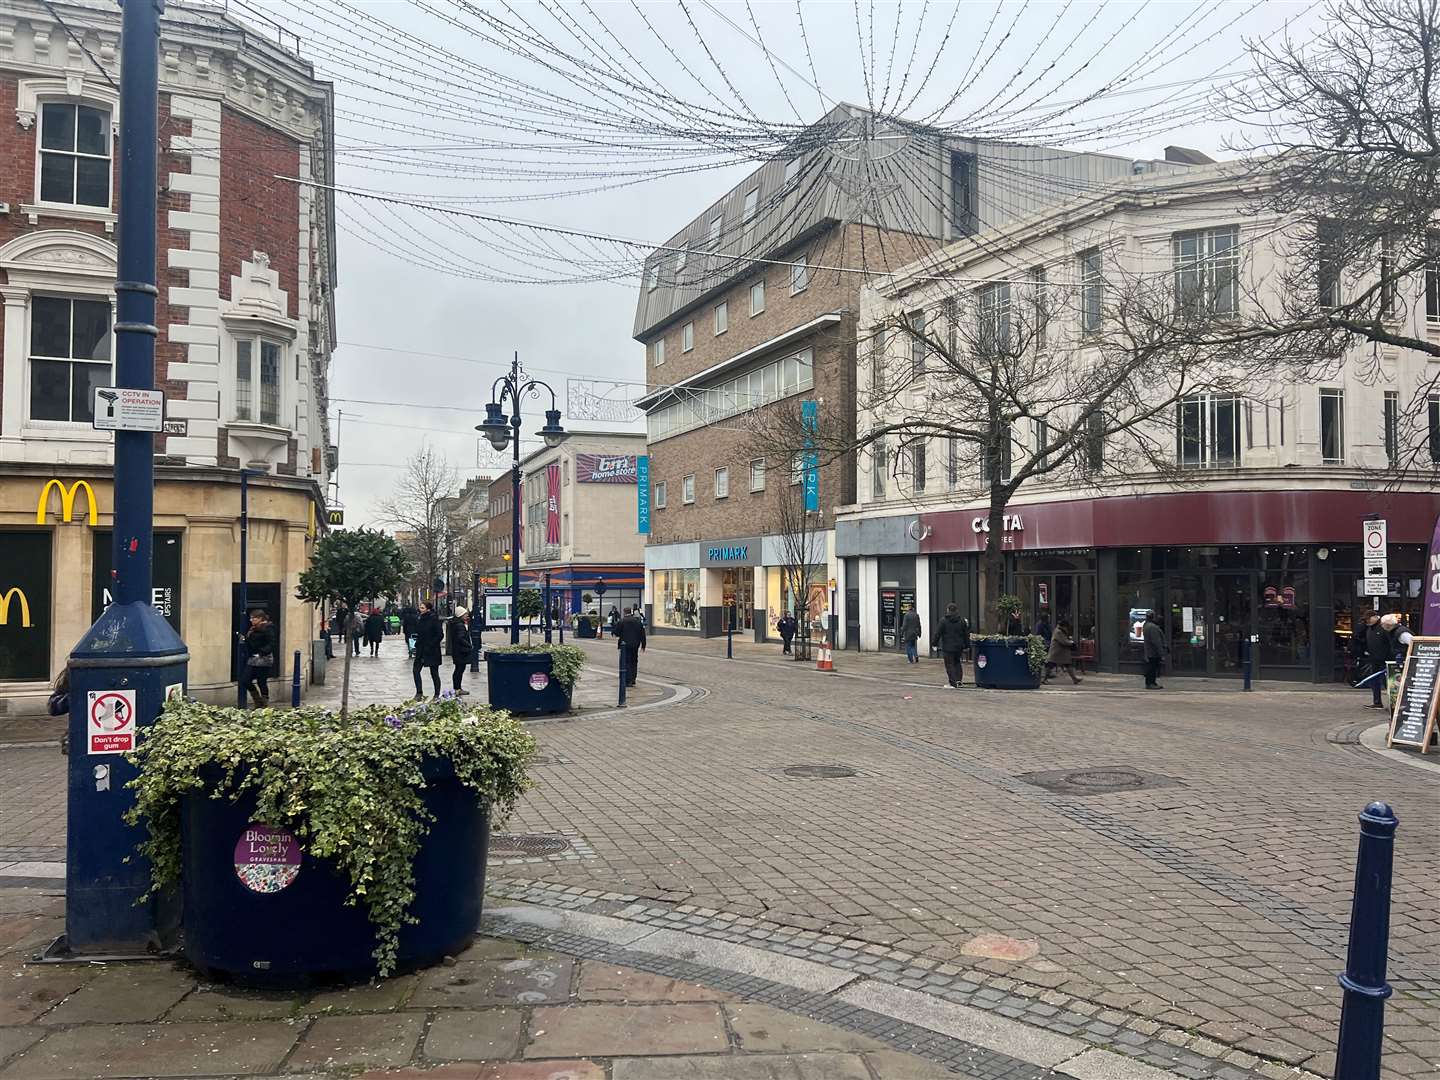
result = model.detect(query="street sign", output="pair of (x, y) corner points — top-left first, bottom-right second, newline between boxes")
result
(1387, 636), (1439, 752)
(1363, 518), (1388, 592)
(86, 689), (136, 755)
(92, 387), (165, 432)
(163, 419), (187, 435)
(326, 509), (345, 526)
(1362, 577), (1389, 596)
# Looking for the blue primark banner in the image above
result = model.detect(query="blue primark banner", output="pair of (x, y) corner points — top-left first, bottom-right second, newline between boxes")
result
(802, 399), (819, 512)
(636, 455), (651, 535)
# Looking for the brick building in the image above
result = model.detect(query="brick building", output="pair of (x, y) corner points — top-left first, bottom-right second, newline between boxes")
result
(0, 2), (335, 714)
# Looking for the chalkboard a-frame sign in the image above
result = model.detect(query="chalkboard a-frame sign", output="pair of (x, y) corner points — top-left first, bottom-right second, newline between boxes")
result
(1387, 636), (1440, 752)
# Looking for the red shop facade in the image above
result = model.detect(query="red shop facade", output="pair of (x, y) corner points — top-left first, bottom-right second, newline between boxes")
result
(917, 488), (1440, 682)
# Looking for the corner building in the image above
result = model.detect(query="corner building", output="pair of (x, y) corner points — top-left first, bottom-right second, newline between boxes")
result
(0, 3), (336, 714)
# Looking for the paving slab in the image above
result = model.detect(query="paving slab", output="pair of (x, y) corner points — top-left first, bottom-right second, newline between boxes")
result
(486, 905), (659, 946)
(358, 1064), (606, 1080)
(413, 955), (574, 1009)
(611, 1052), (873, 1079)
(0, 968), (98, 1026)
(424, 1009), (526, 1061)
(627, 928), (854, 993)
(1061, 1048), (1186, 1080)
(0, 1029), (45, 1068)
(524, 1002), (728, 1058)
(303, 974), (419, 1013)
(726, 1001), (888, 1054)
(575, 961), (733, 1002)
(286, 1012), (425, 1072)
(838, 979), (1087, 1068)
(0, 1020), (298, 1078)
(166, 987), (301, 1021)
(864, 1048), (970, 1078)
(36, 964), (195, 1025)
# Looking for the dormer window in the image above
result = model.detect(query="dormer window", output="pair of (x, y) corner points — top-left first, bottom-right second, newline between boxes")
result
(39, 102), (112, 209)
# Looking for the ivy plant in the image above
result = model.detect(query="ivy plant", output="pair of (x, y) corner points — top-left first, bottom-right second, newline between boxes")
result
(486, 642), (585, 690)
(126, 696), (535, 976)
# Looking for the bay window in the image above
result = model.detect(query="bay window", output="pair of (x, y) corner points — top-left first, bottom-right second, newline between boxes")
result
(234, 336), (283, 426)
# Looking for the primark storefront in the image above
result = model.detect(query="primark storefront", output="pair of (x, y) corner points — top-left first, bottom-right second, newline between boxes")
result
(837, 489), (1440, 682)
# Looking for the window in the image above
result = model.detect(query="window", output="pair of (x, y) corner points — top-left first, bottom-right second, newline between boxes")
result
(869, 326), (886, 395)
(981, 422), (1011, 482)
(714, 466), (729, 499)
(790, 451), (805, 486)
(784, 156), (801, 187)
(743, 188), (759, 222)
(682, 473), (695, 503)
(946, 438), (958, 488)
(644, 349), (814, 442)
(708, 214), (722, 249)
(911, 440), (926, 494)
(790, 255), (809, 295)
(1429, 396), (1440, 464)
(673, 243), (689, 276)
(1079, 247), (1103, 333)
(653, 337), (665, 366)
(749, 457), (765, 492)
(1177, 394), (1241, 468)
(1173, 226), (1239, 318)
(1384, 390), (1399, 466)
(950, 151), (976, 237)
(28, 294), (110, 422)
(654, 480), (668, 508)
(645, 261), (659, 291)
(562, 512), (570, 545)
(872, 439), (887, 498)
(1085, 412), (1105, 473)
(1033, 418), (1049, 469)
(977, 283), (1011, 354)
(682, 321), (694, 352)
(234, 337), (282, 425)
(750, 278), (765, 315)
(38, 102), (111, 208)
(1379, 235), (1398, 317)
(1428, 234), (1440, 323)
(714, 301), (728, 335)
(1320, 388), (1345, 463)
(1318, 221), (1343, 307)
(907, 310), (926, 373)
(1030, 266), (1047, 347)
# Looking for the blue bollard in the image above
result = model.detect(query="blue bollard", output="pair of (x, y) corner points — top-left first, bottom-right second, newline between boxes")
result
(1334, 801), (1398, 1080)
(617, 646), (627, 708)
(726, 618), (733, 659)
(291, 650), (301, 707)
(1243, 637), (1253, 691)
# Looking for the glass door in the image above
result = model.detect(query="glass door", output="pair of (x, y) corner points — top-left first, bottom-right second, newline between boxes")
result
(1210, 573), (1254, 675)
(1167, 574), (1207, 673)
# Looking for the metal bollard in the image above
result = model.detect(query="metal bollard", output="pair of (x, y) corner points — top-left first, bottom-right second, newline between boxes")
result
(235, 636), (248, 708)
(291, 650), (302, 707)
(617, 647), (627, 708)
(1243, 637), (1253, 691)
(1334, 801), (1398, 1080)
(726, 619), (733, 659)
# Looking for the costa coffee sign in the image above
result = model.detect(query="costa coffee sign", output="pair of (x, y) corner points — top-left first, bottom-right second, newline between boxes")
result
(575, 454), (638, 484)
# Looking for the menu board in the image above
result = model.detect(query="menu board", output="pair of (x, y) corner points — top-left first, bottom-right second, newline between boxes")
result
(1387, 636), (1440, 752)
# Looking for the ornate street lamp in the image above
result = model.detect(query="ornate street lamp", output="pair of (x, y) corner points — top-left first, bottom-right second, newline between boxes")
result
(476, 353), (566, 644)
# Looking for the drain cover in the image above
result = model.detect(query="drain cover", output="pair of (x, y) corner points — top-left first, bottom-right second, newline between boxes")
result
(782, 765), (859, 779)
(489, 833), (573, 858)
(1018, 766), (1176, 796)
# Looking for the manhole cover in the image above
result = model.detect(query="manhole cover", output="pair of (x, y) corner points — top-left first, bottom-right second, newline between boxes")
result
(1017, 766), (1176, 797)
(782, 765), (859, 779)
(489, 834), (573, 858)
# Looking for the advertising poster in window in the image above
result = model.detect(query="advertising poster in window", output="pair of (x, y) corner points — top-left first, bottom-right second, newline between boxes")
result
(0, 531), (53, 682)
(93, 532), (183, 633)
(545, 464), (561, 546)
(880, 588), (899, 648)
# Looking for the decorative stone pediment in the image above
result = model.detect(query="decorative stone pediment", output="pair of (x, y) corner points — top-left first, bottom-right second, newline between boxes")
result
(0, 230), (116, 282)
(220, 253), (296, 338)
(16, 75), (120, 131)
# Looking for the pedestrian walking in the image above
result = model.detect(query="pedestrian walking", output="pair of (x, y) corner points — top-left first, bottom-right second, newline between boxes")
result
(1142, 610), (1166, 689)
(777, 612), (797, 654)
(1356, 610), (1393, 710)
(1033, 613), (1055, 678)
(364, 608), (385, 657)
(401, 604), (419, 657)
(447, 606), (473, 695)
(616, 606), (646, 686)
(412, 601), (443, 699)
(242, 608), (275, 708)
(931, 603), (971, 688)
(900, 607), (923, 663)
(347, 607), (363, 656)
(1045, 620), (1083, 684)
(1005, 610), (1027, 636)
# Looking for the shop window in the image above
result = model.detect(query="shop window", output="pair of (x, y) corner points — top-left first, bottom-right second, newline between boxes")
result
(29, 294), (111, 422)
(38, 101), (112, 208)
(1320, 388), (1345, 463)
(1173, 226), (1239, 318)
(1258, 570), (1310, 669)
(1078, 247), (1103, 333)
(657, 568), (701, 629)
(234, 336), (283, 425)
(1177, 394), (1241, 468)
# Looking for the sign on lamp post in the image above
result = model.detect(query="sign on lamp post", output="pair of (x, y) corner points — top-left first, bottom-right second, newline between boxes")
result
(1363, 519), (1388, 598)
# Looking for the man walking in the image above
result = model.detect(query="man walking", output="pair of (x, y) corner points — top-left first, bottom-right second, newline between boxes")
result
(931, 603), (970, 688)
(1142, 610), (1166, 689)
(777, 611), (797, 655)
(1357, 610), (1393, 710)
(616, 606), (646, 687)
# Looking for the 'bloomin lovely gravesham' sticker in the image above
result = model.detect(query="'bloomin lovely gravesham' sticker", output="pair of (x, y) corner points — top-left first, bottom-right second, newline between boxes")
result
(234, 823), (302, 893)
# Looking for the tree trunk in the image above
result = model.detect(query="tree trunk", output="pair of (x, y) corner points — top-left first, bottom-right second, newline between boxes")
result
(983, 498), (1007, 632)
(340, 632), (353, 719)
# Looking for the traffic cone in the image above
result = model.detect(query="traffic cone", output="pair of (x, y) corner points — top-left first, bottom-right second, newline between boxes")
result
(816, 637), (834, 672)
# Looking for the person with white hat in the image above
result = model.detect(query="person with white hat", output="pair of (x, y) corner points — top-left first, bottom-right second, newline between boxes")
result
(447, 606), (474, 696)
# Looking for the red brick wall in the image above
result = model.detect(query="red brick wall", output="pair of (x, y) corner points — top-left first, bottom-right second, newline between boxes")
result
(218, 106), (299, 318)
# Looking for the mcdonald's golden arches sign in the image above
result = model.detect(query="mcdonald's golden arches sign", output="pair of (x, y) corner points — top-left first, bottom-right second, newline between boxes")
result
(36, 479), (98, 525)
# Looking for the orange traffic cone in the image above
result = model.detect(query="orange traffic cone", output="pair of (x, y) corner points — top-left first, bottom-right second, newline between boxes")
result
(816, 637), (834, 672)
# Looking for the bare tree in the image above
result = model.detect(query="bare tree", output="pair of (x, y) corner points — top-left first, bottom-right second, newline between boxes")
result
(772, 472), (827, 658)
(378, 446), (457, 602)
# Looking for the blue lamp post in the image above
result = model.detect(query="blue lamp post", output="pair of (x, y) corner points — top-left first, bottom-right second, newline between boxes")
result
(477, 353), (565, 645)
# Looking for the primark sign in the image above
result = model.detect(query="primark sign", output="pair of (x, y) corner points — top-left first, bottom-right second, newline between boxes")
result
(700, 537), (761, 567)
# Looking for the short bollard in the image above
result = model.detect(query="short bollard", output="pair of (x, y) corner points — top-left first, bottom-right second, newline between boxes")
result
(1242, 637), (1253, 691)
(617, 647), (627, 708)
(726, 620), (733, 659)
(1334, 801), (1398, 1080)
(290, 649), (301, 707)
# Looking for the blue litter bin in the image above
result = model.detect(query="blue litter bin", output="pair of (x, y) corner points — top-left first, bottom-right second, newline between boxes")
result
(179, 759), (488, 988)
(485, 651), (572, 715)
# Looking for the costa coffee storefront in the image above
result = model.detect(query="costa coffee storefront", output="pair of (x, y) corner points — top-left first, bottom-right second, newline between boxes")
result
(911, 489), (1440, 682)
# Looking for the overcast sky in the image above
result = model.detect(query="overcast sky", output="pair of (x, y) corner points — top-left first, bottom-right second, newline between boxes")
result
(249, 0), (1320, 527)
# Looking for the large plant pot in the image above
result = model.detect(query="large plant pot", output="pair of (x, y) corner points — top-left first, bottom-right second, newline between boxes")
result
(575, 618), (597, 639)
(486, 651), (572, 716)
(179, 760), (488, 988)
(974, 638), (1041, 689)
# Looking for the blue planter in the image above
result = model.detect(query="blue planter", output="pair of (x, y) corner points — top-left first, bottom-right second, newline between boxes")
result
(486, 651), (573, 716)
(179, 760), (488, 988)
(575, 618), (596, 639)
(974, 638), (1041, 689)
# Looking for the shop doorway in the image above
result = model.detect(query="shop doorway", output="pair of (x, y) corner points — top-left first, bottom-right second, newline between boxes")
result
(721, 568), (754, 631)
(1164, 574), (1255, 676)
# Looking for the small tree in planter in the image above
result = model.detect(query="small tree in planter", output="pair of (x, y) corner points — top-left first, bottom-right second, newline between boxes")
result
(995, 594), (1024, 634)
(297, 528), (411, 717)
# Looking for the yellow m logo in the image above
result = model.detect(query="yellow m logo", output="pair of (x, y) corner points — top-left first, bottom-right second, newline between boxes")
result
(36, 479), (98, 525)
(0, 588), (32, 628)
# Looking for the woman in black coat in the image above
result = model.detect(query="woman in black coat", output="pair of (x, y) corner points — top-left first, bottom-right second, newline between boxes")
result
(242, 609), (276, 708)
(412, 601), (444, 699)
(446, 606), (473, 695)
(364, 609), (385, 657)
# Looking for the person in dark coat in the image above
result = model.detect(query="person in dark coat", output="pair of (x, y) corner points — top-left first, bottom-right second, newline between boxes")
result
(1142, 610), (1166, 689)
(615, 607), (646, 686)
(347, 608), (363, 656)
(931, 603), (970, 688)
(1045, 621), (1082, 684)
(401, 605), (419, 657)
(1004, 611), (1026, 636)
(777, 612), (798, 654)
(412, 601), (444, 699)
(1358, 610), (1393, 709)
(900, 608), (923, 663)
(364, 609), (385, 657)
(447, 606), (473, 695)
(242, 609), (276, 707)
